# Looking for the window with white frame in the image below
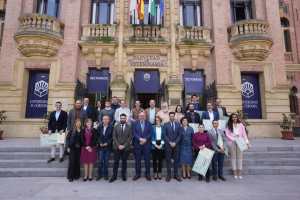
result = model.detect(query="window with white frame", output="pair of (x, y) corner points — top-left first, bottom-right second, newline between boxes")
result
(230, 0), (252, 23)
(179, 0), (202, 26)
(91, 0), (115, 24)
(131, 0), (164, 25)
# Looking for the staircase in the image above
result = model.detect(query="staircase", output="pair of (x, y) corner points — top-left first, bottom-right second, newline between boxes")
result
(1, 141), (300, 177)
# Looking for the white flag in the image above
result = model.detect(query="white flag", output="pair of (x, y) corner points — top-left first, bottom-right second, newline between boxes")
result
(148, 0), (153, 13)
(130, 0), (137, 15)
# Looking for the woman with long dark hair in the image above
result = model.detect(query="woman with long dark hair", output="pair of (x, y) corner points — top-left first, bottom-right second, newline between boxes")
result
(93, 100), (102, 124)
(225, 113), (250, 179)
(174, 105), (184, 123)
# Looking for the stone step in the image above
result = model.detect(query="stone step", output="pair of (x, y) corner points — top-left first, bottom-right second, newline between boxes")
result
(1, 158), (299, 169)
(1, 166), (300, 177)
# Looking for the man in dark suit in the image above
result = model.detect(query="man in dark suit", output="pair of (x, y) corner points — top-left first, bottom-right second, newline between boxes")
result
(163, 112), (182, 182)
(109, 113), (133, 183)
(96, 115), (114, 181)
(185, 94), (203, 112)
(47, 102), (68, 163)
(212, 99), (229, 117)
(202, 102), (219, 120)
(144, 99), (160, 125)
(132, 112), (153, 181)
(82, 98), (93, 118)
(67, 100), (88, 130)
(185, 104), (202, 124)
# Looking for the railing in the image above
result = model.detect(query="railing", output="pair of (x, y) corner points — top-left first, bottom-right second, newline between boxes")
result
(228, 19), (271, 43)
(82, 24), (116, 38)
(133, 24), (161, 38)
(125, 24), (169, 42)
(178, 26), (212, 40)
(17, 13), (64, 38)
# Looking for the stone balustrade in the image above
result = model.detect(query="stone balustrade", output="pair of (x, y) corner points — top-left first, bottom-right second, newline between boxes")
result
(81, 24), (116, 40)
(177, 26), (212, 44)
(227, 19), (274, 61)
(14, 13), (65, 57)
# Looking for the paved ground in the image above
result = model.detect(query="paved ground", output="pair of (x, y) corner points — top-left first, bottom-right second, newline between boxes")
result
(1, 176), (300, 200)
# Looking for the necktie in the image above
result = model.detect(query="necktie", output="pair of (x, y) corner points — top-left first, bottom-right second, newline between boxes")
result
(121, 124), (124, 134)
(215, 129), (219, 140)
(171, 122), (175, 133)
(142, 122), (144, 133)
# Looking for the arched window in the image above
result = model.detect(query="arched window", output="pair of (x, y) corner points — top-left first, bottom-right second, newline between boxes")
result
(289, 86), (299, 115)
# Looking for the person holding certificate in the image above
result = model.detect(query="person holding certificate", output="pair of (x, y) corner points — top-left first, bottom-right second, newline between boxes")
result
(66, 119), (83, 182)
(179, 117), (194, 179)
(192, 124), (211, 183)
(225, 113), (250, 179)
(114, 99), (131, 125)
(80, 118), (98, 181)
(151, 116), (165, 180)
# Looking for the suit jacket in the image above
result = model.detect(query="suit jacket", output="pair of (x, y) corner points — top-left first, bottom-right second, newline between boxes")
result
(132, 120), (153, 149)
(163, 121), (181, 148)
(185, 112), (202, 124)
(48, 110), (68, 132)
(97, 124), (114, 151)
(145, 107), (160, 123)
(212, 106), (229, 117)
(185, 102), (203, 112)
(225, 123), (248, 147)
(113, 123), (133, 150)
(207, 128), (227, 152)
(201, 110), (219, 120)
(67, 108), (88, 130)
(81, 128), (98, 147)
(82, 104), (93, 118)
(151, 125), (165, 150)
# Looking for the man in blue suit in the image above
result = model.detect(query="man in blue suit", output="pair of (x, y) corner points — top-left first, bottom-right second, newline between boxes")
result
(132, 112), (153, 181)
(202, 102), (219, 120)
(163, 112), (182, 182)
(82, 98), (93, 119)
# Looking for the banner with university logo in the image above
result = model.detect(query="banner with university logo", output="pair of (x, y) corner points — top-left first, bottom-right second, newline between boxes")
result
(135, 70), (159, 93)
(241, 74), (262, 119)
(183, 71), (204, 93)
(26, 72), (49, 118)
(88, 69), (110, 93)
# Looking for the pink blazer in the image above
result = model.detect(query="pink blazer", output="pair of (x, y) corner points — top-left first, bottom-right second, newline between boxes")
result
(225, 123), (248, 147)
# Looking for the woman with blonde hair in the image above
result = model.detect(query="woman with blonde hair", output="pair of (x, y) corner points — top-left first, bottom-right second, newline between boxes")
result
(80, 118), (98, 181)
(66, 119), (83, 182)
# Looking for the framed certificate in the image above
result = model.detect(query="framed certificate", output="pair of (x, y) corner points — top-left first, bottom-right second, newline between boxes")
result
(40, 133), (58, 146)
(189, 123), (199, 133)
(192, 148), (215, 176)
(236, 137), (248, 152)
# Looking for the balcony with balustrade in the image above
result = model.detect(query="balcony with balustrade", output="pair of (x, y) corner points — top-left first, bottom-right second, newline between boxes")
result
(228, 19), (274, 61)
(14, 13), (64, 57)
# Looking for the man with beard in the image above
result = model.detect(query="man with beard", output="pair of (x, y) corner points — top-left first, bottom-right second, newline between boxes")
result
(67, 100), (88, 130)
(185, 94), (203, 113)
(156, 102), (172, 125)
(202, 102), (219, 120)
(185, 104), (202, 124)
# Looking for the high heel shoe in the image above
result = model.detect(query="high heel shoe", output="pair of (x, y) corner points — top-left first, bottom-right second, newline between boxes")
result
(238, 176), (242, 179)
(154, 173), (157, 180)
(89, 177), (93, 181)
(233, 176), (237, 179)
(83, 178), (87, 182)
(158, 173), (162, 180)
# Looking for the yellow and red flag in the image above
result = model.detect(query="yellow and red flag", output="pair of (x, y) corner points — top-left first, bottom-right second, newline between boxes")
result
(138, 0), (144, 20)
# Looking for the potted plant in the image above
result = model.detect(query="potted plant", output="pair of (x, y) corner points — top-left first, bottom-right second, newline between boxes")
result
(39, 111), (51, 134)
(237, 109), (250, 137)
(0, 110), (7, 140)
(279, 113), (294, 140)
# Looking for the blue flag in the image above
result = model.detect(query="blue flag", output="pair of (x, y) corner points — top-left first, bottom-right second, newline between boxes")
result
(160, 0), (164, 16)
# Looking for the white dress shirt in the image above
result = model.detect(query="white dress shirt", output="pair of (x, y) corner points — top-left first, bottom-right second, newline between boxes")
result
(55, 110), (61, 121)
(209, 111), (214, 120)
(83, 105), (87, 110)
(152, 126), (165, 145)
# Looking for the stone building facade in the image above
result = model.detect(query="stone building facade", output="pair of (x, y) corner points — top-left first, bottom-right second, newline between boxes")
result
(0, 0), (293, 137)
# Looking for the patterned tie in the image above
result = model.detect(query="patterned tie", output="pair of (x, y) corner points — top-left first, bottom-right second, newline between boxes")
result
(121, 124), (124, 134)
(142, 122), (144, 133)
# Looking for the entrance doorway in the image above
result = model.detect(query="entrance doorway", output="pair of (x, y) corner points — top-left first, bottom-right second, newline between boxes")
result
(137, 93), (157, 109)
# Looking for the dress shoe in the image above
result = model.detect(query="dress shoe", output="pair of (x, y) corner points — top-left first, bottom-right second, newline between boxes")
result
(238, 176), (243, 179)
(122, 176), (127, 181)
(132, 175), (140, 181)
(83, 178), (87, 182)
(69, 178), (73, 182)
(174, 175), (182, 182)
(166, 175), (171, 182)
(187, 176), (191, 179)
(47, 158), (55, 163)
(109, 177), (117, 183)
(219, 175), (226, 181)
(206, 179), (210, 183)
(96, 175), (102, 181)
(233, 175), (238, 179)
(104, 174), (109, 180)
(59, 158), (64, 163)
(146, 175), (152, 181)
(198, 175), (203, 181)
(213, 175), (217, 181)
(89, 178), (93, 181)
(183, 176), (186, 179)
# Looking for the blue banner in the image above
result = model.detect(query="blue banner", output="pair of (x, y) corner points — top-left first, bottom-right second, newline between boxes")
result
(88, 69), (110, 93)
(160, 0), (164, 16)
(26, 72), (49, 118)
(184, 71), (204, 93)
(135, 71), (159, 93)
(241, 74), (262, 119)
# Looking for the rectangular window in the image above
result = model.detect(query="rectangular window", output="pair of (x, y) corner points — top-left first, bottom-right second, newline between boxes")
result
(91, 0), (115, 24)
(36, 0), (61, 19)
(131, 0), (164, 25)
(284, 30), (291, 52)
(284, 6), (288, 13)
(230, 0), (252, 23)
(279, 2), (283, 6)
(179, 0), (201, 26)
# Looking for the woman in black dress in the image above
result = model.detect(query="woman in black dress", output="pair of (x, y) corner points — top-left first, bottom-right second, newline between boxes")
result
(66, 119), (83, 182)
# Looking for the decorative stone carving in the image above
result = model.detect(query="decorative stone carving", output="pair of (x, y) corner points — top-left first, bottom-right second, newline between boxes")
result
(228, 19), (274, 61)
(14, 13), (65, 57)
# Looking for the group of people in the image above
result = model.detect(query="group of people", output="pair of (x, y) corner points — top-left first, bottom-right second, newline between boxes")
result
(47, 94), (250, 183)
